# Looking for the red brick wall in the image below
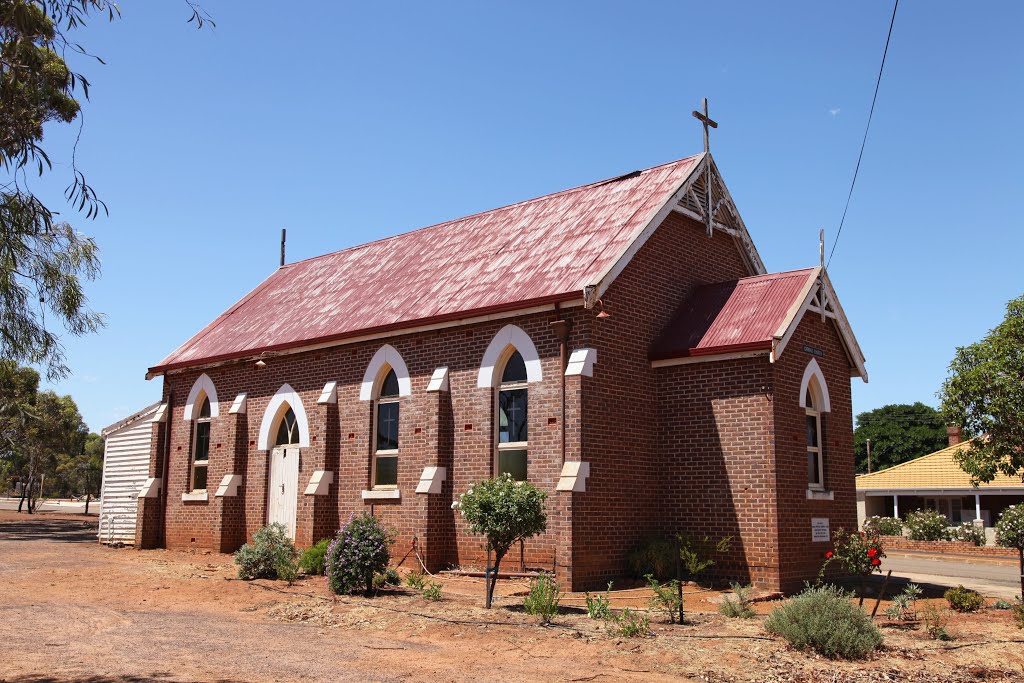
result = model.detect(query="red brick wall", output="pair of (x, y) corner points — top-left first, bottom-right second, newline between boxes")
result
(147, 208), (859, 593)
(771, 312), (859, 592)
(656, 356), (780, 587)
(572, 212), (755, 588)
(158, 308), (589, 584)
(880, 535), (1018, 557)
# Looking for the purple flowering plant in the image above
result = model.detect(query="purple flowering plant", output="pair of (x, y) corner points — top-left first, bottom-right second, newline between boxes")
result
(325, 512), (396, 596)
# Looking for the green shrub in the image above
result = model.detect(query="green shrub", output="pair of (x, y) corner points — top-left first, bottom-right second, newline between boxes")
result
(884, 583), (922, 621)
(944, 585), (984, 612)
(384, 567), (401, 585)
(1012, 601), (1024, 629)
(947, 523), (985, 546)
(421, 580), (442, 601)
(298, 539), (329, 575)
(234, 523), (299, 580)
(645, 574), (682, 624)
(765, 585), (882, 659)
(609, 608), (649, 638)
(904, 510), (951, 541)
(863, 516), (903, 537)
(325, 513), (395, 595)
(585, 582), (613, 621)
(523, 573), (561, 624)
(405, 571), (427, 590)
(627, 537), (676, 579)
(719, 583), (755, 619)
(923, 602), (954, 641)
(993, 599), (1013, 610)
(275, 556), (300, 585)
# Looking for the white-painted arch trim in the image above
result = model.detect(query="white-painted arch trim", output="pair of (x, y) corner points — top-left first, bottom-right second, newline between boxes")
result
(257, 383), (311, 449)
(359, 345), (412, 401)
(477, 324), (543, 388)
(799, 358), (831, 413)
(183, 373), (219, 421)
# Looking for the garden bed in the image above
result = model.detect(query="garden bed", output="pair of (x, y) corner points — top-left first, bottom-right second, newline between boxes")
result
(2, 510), (1023, 683)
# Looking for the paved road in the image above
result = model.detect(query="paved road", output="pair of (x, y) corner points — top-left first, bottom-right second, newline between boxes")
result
(0, 498), (97, 514)
(881, 551), (1022, 600)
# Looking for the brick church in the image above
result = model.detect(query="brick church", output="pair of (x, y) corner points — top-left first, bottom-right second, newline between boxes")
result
(137, 152), (867, 592)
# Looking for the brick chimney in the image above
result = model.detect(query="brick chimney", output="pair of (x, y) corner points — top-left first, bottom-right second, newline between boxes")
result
(947, 425), (962, 447)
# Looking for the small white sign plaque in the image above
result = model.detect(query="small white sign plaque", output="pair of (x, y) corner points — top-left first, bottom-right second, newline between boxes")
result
(811, 517), (830, 543)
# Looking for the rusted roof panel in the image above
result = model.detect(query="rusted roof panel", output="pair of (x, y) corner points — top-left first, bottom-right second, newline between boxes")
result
(153, 156), (702, 373)
(650, 269), (816, 360)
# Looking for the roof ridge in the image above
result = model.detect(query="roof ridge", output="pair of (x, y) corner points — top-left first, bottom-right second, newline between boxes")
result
(693, 267), (817, 292)
(280, 155), (702, 269)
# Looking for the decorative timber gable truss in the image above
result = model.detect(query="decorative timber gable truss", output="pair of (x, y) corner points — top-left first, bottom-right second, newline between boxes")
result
(584, 153), (766, 308)
(672, 155), (763, 273)
(771, 266), (868, 382)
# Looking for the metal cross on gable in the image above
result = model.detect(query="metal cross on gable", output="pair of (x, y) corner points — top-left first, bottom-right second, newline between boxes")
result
(691, 97), (718, 236)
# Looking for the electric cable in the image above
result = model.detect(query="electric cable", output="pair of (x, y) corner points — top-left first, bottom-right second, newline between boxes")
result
(827, 0), (900, 267)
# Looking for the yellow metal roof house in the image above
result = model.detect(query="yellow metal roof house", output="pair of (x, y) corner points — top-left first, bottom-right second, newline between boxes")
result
(856, 430), (1024, 529)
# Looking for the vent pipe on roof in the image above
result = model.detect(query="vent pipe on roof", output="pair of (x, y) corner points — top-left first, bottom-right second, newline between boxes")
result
(280, 228), (287, 267)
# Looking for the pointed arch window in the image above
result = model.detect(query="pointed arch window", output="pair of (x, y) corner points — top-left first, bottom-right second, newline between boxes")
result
(496, 349), (528, 481)
(806, 386), (824, 489)
(373, 368), (400, 488)
(275, 407), (300, 446)
(191, 396), (212, 491)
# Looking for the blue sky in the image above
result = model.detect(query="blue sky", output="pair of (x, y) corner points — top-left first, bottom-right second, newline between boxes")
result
(33, 1), (1024, 432)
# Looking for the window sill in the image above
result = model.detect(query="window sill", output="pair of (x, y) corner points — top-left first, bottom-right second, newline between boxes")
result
(181, 491), (209, 503)
(806, 489), (834, 501)
(361, 489), (400, 500)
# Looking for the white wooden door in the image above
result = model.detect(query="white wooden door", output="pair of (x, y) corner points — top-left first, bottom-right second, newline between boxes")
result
(267, 446), (300, 538)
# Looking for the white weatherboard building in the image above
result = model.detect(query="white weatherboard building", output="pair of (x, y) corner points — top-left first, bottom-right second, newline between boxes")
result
(98, 403), (164, 545)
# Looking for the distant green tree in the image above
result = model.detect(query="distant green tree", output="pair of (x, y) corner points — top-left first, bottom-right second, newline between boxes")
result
(55, 431), (102, 511)
(853, 403), (948, 474)
(940, 294), (1024, 483)
(19, 389), (87, 511)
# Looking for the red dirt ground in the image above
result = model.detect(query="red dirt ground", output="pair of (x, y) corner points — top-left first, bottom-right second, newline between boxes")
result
(1, 511), (1022, 682)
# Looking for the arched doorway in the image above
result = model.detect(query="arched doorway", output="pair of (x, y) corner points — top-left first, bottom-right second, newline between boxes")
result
(267, 405), (301, 538)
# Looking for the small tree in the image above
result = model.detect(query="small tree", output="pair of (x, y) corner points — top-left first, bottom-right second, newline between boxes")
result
(677, 533), (731, 623)
(454, 473), (547, 608)
(994, 504), (1024, 601)
(940, 294), (1024, 483)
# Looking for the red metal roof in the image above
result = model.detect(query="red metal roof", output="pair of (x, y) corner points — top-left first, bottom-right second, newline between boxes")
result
(649, 268), (817, 360)
(152, 156), (703, 374)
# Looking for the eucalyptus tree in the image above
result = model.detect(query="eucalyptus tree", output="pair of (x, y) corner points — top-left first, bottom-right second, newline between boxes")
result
(1, 1), (212, 379)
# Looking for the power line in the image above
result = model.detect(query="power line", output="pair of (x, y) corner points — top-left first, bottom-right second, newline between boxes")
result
(827, 0), (900, 267)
